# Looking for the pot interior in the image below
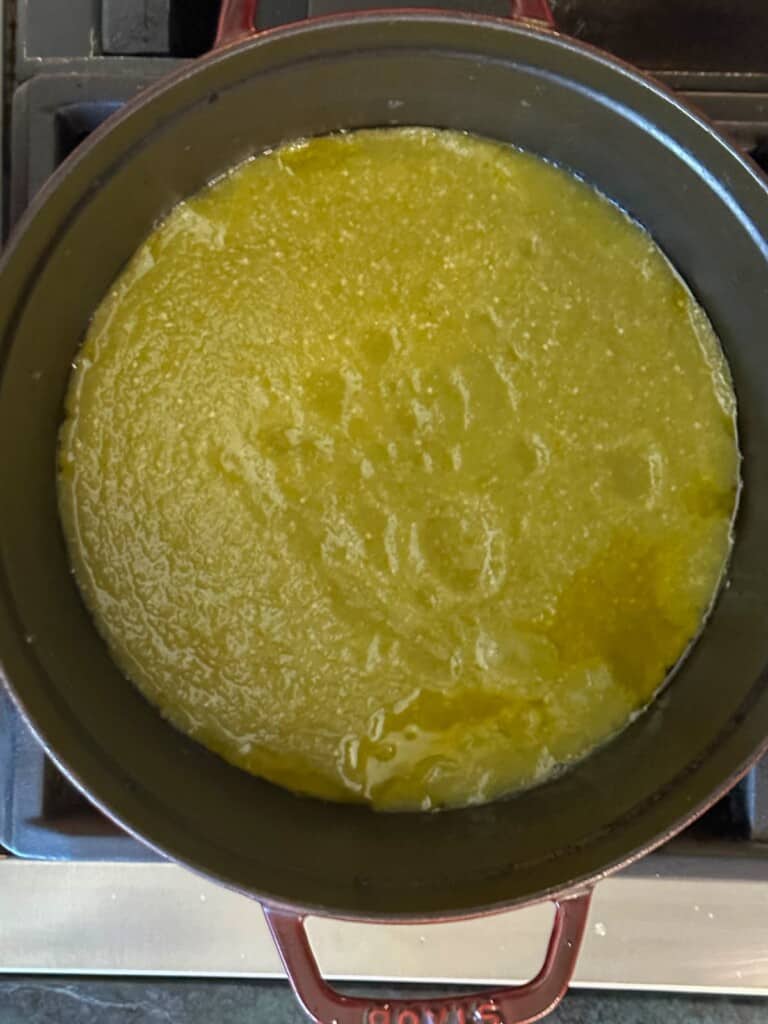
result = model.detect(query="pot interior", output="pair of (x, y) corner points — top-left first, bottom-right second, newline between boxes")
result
(1, 14), (768, 917)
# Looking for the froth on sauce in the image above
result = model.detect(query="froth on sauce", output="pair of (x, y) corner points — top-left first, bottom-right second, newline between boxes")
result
(58, 128), (739, 810)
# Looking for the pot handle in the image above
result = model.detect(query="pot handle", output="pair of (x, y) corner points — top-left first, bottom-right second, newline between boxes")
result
(215, 0), (554, 47)
(216, 0), (257, 46)
(264, 890), (592, 1024)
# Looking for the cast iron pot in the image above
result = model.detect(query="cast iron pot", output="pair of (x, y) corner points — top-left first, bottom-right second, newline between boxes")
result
(2, 0), (768, 1020)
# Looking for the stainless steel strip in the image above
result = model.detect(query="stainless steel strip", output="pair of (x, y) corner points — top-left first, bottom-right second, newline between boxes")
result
(1, 857), (767, 994)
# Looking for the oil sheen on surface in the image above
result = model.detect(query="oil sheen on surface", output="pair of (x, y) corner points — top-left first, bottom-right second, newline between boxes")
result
(58, 128), (739, 811)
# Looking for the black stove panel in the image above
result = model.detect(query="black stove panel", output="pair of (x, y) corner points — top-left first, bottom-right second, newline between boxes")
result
(551, 0), (768, 74)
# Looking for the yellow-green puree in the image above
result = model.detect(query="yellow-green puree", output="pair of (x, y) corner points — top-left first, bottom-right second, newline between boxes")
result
(58, 129), (739, 810)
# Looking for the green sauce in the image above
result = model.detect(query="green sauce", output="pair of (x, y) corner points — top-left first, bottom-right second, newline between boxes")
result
(58, 128), (739, 810)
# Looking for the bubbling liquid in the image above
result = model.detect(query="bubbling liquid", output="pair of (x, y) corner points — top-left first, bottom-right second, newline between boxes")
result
(58, 128), (739, 810)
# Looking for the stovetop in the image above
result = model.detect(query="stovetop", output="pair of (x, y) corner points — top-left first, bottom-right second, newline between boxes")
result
(2, 0), (768, 994)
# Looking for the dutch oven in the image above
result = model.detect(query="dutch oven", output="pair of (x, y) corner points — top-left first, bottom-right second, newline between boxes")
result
(1, 0), (768, 1020)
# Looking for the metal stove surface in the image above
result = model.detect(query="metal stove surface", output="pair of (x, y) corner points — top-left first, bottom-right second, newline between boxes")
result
(2, 0), (768, 993)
